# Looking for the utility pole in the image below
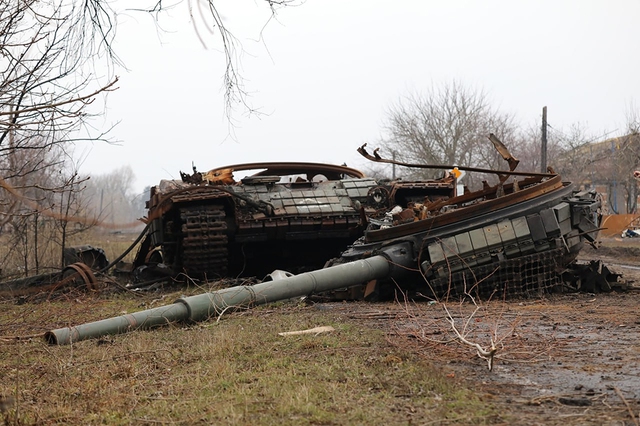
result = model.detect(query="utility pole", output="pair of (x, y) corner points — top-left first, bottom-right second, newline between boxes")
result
(541, 106), (547, 173)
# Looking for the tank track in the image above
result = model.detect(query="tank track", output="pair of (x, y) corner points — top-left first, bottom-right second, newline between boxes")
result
(179, 204), (229, 279)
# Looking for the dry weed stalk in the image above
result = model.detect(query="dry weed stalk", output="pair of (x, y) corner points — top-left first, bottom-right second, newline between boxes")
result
(612, 386), (640, 426)
(441, 302), (497, 370)
(395, 248), (524, 371)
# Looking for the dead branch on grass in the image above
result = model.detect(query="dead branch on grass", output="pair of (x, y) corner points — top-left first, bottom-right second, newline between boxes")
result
(0, 333), (45, 343)
(441, 302), (497, 370)
(278, 326), (335, 336)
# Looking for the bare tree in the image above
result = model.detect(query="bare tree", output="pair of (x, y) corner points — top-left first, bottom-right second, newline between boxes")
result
(378, 81), (518, 187)
(0, 0), (297, 276)
(1, 0), (300, 203)
(1, 0), (118, 225)
(547, 114), (640, 214)
(625, 100), (640, 135)
(506, 120), (573, 176)
(109, 0), (300, 115)
(0, 0), (119, 275)
(0, 135), (60, 275)
(546, 123), (602, 185)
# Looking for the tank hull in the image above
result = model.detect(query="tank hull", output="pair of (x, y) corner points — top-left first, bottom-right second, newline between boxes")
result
(134, 162), (455, 280)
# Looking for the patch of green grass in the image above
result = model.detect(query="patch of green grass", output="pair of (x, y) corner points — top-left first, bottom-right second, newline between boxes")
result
(1, 295), (500, 425)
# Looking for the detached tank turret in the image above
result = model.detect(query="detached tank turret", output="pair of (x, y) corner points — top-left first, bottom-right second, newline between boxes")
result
(132, 162), (457, 281)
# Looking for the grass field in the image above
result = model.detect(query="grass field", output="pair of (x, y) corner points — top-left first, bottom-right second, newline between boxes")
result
(0, 290), (499, 425)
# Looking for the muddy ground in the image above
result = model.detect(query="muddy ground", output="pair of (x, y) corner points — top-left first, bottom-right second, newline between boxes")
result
(323, 237), (640, 425)
(4, 238), (640, 424)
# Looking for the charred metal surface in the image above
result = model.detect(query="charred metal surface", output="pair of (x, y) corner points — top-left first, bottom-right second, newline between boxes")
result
(134, 162), (456, 280)
(357, 142), (553, 178)
(180, 204), (229, 278)
(196, 162), (366, 182)
(63, 245), (108, 270)
(364, 175), (565, 243)
(45, 176), (605, 344)
(488, 133), (520, 173)
(0, 260), (101, 300)
(331, 171), (602, 299)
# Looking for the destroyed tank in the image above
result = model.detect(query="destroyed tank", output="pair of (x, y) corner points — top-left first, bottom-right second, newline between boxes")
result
(47, 136), (607, 345)
(132, 162), (457, 281)
(47, 162), (604, 345)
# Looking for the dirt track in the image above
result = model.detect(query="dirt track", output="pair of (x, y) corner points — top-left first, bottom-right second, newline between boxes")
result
(450, 291), (640, 425)
(328, 238), (640, 425)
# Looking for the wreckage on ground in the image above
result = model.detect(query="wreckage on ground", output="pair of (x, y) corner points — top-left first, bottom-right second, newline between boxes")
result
(129, 135), (602, 298)
(338, 140), (602, 299)
(0, 246), (108, 299)
(132, 162), (378, 279)
(45, 135), (608, 344)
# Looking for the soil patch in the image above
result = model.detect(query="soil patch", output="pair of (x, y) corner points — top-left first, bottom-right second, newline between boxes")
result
(322, 237), (640, 425)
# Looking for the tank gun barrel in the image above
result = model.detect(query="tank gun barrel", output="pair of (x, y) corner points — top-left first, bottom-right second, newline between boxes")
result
(45, 244), (414, 345)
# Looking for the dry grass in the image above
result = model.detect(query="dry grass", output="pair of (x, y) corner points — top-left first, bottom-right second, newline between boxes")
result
(0, 229), (140, 279)
(0, 291), (500, 425)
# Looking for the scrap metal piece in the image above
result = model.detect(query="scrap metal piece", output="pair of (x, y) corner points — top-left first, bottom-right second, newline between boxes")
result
(488, 133), (520, 172)
(63, 245), (108, 270)
(560, 260), (624, 293)
(357, 138), (549, 178)
(59, 263), (98, 290)
(0, 247), (106, 299)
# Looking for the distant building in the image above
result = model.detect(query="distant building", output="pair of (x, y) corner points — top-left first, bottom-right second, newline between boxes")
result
(557, 134), (640, 214)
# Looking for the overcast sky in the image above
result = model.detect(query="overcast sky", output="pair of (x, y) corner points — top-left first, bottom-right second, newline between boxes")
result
(77, 0), (640, 192)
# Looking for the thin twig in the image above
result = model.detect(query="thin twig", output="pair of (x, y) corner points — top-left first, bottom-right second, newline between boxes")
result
(442, 303), (497, 370)
(613, 386), (639, 426)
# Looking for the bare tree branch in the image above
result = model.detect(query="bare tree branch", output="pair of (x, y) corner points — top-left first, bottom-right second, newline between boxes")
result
(378, 81), (518, 187)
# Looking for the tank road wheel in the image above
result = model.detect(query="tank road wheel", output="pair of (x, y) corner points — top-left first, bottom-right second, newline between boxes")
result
(180, 204), (229, 280)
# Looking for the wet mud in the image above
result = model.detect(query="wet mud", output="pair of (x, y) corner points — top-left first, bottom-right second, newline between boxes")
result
(331, 237), (640, 425)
